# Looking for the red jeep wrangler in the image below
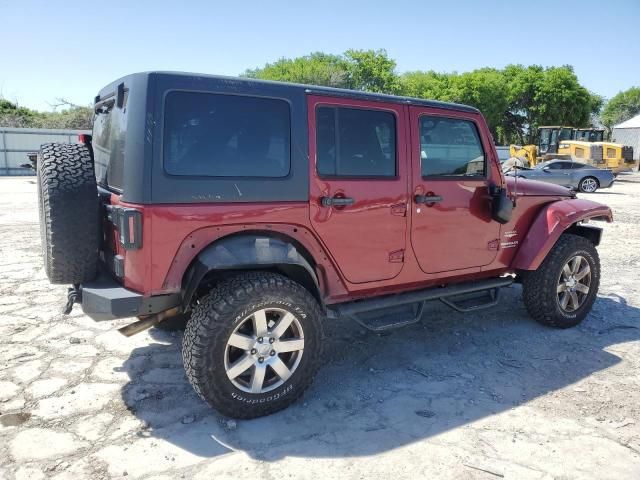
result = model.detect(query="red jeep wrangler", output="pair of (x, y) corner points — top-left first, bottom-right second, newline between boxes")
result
(36, 72), (612, 418)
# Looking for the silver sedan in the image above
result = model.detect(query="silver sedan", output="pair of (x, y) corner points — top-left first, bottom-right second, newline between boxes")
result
(507, 160), (615, 193)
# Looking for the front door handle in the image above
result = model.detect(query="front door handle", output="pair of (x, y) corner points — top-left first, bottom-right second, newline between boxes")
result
(320, 196), (355, 207)
(414, 194), (443, 204)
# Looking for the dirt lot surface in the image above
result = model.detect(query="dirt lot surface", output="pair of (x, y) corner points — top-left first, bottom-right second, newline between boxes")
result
(1, 174), (640, 480)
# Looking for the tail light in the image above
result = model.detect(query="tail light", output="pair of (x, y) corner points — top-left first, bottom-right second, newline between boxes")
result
(78, 134), (92, 144)
(106, 206), (142, 250)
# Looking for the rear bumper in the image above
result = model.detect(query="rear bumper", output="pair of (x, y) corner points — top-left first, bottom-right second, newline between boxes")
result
(80, 273), (180, 321)
(601, 177), (615, 188)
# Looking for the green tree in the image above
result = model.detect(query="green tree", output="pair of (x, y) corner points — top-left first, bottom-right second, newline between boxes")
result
(398, 70), (510, 142)
(503, 65), (602, 144)
(243, 52), (351, 88)
(448, 68), (509, 142)
(398, 70), (454, 100)
(244, 49), (401, 93)
(0, 99), (38, 127)
(38, 100), (93, 129)
(535, 66), (602, 130)
(343, 49), (400, 94)
(601, 87), (640, 129)
(502, 64), (544, 144)
(0, 98), (93, 129)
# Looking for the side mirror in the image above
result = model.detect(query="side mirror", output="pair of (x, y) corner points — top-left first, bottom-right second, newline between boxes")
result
(542, 166), (550, 172)
(491, 188), (513, 224)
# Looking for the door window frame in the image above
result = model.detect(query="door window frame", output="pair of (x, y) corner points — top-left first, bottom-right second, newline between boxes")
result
(314, 103), (400, 180)
(417, 113), (488, 181)
(307, 97), (408, 182)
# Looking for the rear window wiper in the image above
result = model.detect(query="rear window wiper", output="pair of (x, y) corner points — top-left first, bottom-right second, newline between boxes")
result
(94, 97), (116, 115)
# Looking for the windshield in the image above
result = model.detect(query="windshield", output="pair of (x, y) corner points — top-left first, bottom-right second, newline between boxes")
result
(538, 127), (574, 153)
(496, 147), (510, 161)
(575, 130), (604, 142)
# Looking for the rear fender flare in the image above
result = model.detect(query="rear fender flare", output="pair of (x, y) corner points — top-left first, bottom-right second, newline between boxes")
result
(512, 198), (612, 271)
(181, 235), (320, 308)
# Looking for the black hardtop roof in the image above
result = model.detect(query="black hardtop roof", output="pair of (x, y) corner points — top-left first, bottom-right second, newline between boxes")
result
(99, 71), (480, 114)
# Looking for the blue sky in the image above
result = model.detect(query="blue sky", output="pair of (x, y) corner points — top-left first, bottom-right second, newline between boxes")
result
(1, 0), (639, 111)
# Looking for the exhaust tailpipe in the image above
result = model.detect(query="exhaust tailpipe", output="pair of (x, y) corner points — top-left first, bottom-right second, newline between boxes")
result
(118, 307), (181, 337)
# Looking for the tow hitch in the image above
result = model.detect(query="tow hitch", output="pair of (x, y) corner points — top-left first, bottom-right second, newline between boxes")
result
(62, 285), (81, 315)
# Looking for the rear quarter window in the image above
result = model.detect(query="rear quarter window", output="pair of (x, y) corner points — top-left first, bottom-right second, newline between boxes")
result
(163, 91), (291, 177)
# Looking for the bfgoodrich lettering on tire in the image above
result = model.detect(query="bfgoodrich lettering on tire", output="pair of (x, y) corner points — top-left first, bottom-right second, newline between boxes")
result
(182, 271), (323, 419)
(522, 234), (600, 328)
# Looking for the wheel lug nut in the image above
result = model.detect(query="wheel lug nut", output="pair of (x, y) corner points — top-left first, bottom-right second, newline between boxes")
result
(258, 357), (264, 363)
(257, 337), (263, 343)
(270, 350), (275, 356)
(250, 348), (257, 354)
(269, 338), (275, 344)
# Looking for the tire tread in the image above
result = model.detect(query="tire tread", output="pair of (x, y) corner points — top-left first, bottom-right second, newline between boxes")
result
(182, 271), (324, 418)
(522, 234), (600, 328)
(37, 143), (99, 284)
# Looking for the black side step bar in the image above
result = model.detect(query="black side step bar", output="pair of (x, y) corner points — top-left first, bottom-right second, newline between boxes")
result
(327, 277), (514, 332)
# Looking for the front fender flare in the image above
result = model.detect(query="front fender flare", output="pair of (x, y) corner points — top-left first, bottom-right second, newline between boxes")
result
(181, 235), (319, 307)
(512, 198), (612, 270)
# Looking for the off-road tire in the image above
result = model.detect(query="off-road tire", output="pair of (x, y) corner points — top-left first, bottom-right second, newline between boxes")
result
(182, 271), (324, 419)
(37, 143), (100, 284)
(522, 234), (600, 328)
(579, 176), (599, 193)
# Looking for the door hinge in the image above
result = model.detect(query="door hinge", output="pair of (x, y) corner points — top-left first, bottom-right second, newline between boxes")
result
(389, 249), (405, 263)
(488, 239), (500, 251)
(390, 203), (407, 217)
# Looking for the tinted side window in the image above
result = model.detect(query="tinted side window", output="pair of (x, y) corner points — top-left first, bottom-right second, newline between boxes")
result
(316, 106), (396, 177)
(549, 162), (569, 170)
(163, 92), (290, 177)
(420, 117), (485, 177)
(571, 162), (586, 169)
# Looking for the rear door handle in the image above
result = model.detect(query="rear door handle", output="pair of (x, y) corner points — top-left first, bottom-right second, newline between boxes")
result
(414, 194), (443, 204)
(320, 196), (355, 207)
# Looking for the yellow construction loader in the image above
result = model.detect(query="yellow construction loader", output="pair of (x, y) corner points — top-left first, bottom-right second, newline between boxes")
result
(509, 126), (573, 167)
(510, 126), (635, 172)
(556, 139), (635, 174)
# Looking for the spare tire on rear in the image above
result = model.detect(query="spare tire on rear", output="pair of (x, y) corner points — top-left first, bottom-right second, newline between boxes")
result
(37, 143), (100, 284)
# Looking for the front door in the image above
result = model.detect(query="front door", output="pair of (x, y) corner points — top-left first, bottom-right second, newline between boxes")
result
(540, 161), (572, 185)
(409, 107), (501, 274)
(308, 95), (408, 284)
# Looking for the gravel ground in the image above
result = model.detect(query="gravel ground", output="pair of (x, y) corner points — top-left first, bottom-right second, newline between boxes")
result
(1, 174), (639, 480)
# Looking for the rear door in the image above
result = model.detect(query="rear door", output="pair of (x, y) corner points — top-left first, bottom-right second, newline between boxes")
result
(308, 95), (408, 284)
(568, 162), (589, 184)
(409, 107), (501, 274)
